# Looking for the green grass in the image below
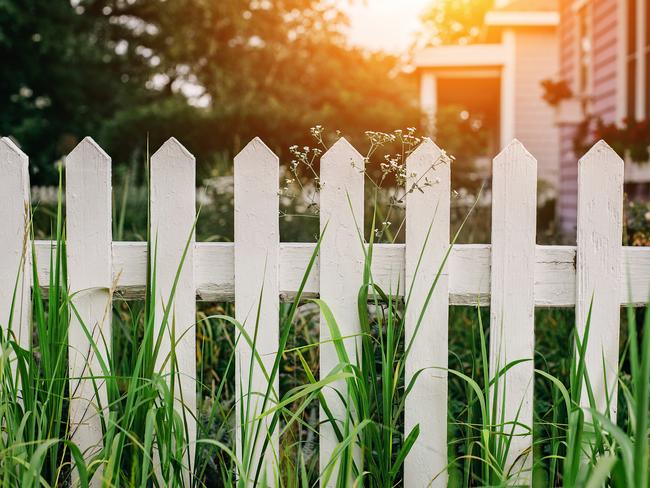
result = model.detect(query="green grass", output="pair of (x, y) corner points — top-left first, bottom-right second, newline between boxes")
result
(2, 173), (648, 487)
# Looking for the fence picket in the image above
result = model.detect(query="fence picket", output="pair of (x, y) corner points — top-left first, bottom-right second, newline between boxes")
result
(66, 138), (112, 484)
(404, 139), (450, 488)
(0, 137), (31, 353)
(150, 138), (196, 476)
(0, 134), (645, 486)
(489, 140), (536, 485)
(319, 138), (365, 485)
(234, 137), (279, 482)
(576, 140), (623, 419)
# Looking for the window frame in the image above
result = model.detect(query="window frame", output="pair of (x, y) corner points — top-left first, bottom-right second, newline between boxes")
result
(624, 0), (648, 121)
(571, 0), (594, 112)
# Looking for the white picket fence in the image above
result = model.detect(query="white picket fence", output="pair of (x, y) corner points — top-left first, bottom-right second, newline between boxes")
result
(0, 134), (646, 487)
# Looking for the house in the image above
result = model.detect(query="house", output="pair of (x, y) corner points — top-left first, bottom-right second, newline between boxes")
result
(415, 0), (561, 190)
(555, 0), (650, 236)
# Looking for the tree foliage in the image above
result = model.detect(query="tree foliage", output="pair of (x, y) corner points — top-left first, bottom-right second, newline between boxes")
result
(417, 0), (495, 47)
(1, 0), (419, 183)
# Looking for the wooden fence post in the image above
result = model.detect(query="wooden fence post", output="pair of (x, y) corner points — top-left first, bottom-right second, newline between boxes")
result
(576, 140), (623, 419)
(0, 137), (31, 355)
(319, 138), (365, 486)
(66, 138), (112, 485)
(404, 138), (450, 488)
(234, 137), (280, 483)
(490, 139), (537, 485)
(150, 138), (196, 479)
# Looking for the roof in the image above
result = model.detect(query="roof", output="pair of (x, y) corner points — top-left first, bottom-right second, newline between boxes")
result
(495, 0), (558, 12)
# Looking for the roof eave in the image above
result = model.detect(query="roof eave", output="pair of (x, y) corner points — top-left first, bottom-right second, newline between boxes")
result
(485, 11), (559, 27)
(414, 44), (507, 69)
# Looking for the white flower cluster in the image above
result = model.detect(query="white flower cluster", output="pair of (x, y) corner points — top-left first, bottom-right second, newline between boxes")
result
(280, 126), (455, 242)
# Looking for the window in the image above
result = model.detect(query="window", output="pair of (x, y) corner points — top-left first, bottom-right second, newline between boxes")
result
(645, 0), (650, 118)
(576, 2), (593, 98)
(626, 0), (649, 120)
(627, 0), (637, 119)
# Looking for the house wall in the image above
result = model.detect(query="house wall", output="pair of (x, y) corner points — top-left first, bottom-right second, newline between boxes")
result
(592, 0), (619, 124)
(558, 0), (579, 236)
(558, 0), (619, 237)
(513, 27), (560, 188)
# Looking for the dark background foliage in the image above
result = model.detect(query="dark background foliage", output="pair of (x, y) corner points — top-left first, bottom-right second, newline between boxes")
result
(1, 0), (423, 184)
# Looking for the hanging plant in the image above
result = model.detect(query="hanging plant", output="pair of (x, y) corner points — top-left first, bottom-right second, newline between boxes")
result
(573, 117), (650, 164)
(540, 78), (573, 107)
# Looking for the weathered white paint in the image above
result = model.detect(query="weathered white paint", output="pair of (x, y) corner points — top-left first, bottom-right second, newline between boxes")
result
(319, 138), (365, 486)
(576, 141), (623, 419)
(150, 138), (196, 476)
(234, 138), (279, 483)
(490, 140), (537, 485)
(404, 139), (450, 488)
(2, 137), (649, 486)
(0, 137), (31, 353)
(66, 138), (112, 485)
(31, 241), (650, 307)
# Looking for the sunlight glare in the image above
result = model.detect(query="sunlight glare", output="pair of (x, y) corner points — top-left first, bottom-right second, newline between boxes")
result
(343, 0), (433, 52)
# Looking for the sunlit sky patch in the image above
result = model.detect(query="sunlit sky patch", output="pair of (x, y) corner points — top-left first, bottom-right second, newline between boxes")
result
(342, 0), (432, 53)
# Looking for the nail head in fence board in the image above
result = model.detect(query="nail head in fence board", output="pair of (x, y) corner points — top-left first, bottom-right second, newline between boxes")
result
(404, 139), (450, 487)
(150, 138), (196, 477)
(489, 140), (536, 484)
(66, 138), (112, 485)
(0, 137), (31, 352)
(576, 140), (623, 419)
(234, 137), (279, 482)
(319, 137), (365, 485)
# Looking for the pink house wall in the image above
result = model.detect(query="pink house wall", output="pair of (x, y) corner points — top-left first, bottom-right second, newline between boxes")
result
(592, 0), (619, 124)
(558, 0), (619, 237)
(514, 28), (560, 187)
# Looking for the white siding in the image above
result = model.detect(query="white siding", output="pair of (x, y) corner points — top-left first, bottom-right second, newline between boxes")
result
(513, 27), (561, 188)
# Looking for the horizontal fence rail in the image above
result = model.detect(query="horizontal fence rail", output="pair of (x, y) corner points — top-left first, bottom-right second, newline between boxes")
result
(0, 135), (639, 487)
(30, 241), (650, 306)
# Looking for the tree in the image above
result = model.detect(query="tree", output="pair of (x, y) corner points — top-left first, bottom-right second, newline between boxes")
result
(97, 0), (419, 176)
(416, 0), (495, 47)
(0, 0), (155, 182)
(1, 0), (419, 183)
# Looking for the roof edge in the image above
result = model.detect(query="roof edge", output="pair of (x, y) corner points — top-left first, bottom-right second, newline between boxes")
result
(414, 44), (507, 68)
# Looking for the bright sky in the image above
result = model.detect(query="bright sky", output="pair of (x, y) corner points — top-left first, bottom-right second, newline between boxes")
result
(343, 0), (432, 53)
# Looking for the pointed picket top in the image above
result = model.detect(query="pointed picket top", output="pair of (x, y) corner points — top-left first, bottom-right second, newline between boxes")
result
(67, 136), (110, 163)
(0, 137), (28, 183)
(490, 137), (537, 481)
(321, 136), (363, 167)
(0, 137), (29, 197)
(406, 137), (448, 177)
(0, 138), (31, 370)
(404, 135), (451, 487)
(319, 134), (365, 483)
(152, 137), (194, 163)
(579, 139), (624, 168)
(0, 136), (28, 162)
(576, 138), (623, 420)
(494, 138), (536, 168)
(236, 136), (277, 162)
(408, 136), (443, 160)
